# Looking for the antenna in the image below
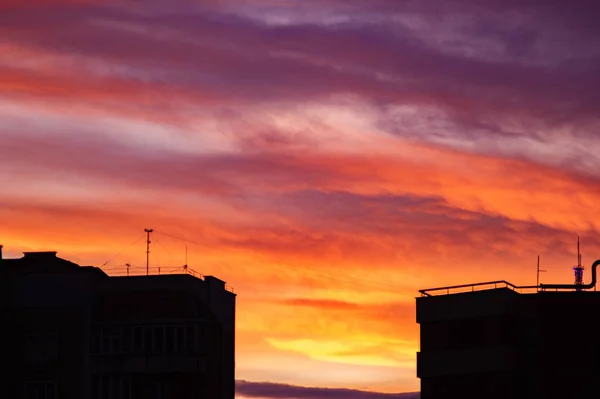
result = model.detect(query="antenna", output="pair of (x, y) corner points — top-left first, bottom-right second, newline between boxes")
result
(536, 255), (546, 289)
(145, 228), (153, 276)
(574, 236), (584, 291)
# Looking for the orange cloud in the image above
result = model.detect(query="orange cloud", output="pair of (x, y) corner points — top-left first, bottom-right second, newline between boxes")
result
(2, 2), (599, 392)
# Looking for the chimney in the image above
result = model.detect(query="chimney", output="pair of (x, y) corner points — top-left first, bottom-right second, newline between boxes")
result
(0, 244), (3, 261)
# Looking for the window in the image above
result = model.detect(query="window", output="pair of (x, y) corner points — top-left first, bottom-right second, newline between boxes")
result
(144, 327), (153, 353)
(153, 326), (164, 353)
(92, 322), (202, 355)
(123, 326), (133, 353)
(91, 327), (101, 354)
(111, 331), (122, 354)
(196, 325), (206, 352)
(92, 325), (123, 354)
(24, 334), (58, 362)
(175, 326), (185, 353)
(92, 374), (131, 399)
(25, 382), (55, 399)
(186, 325), (195, 353)
(134, 326), (144, 353)
(421, 315), (517, 351)
(165, 326), (175, 353)
(149, 381), (172, 399)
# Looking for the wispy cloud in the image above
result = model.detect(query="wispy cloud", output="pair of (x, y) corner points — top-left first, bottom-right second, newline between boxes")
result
(2, 0), (599, 393)
(236, 380), (419, 399)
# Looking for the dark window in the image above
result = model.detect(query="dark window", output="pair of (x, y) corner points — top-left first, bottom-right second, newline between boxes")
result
(144, 327), (153, 353)
(92, 375), (99, 399)
(123, 326), (133, 353)
(165, 326), (175, 353)
(134, 327), (143, 353)
(101, 375), (110, 398)
(421, 315), (517, 351)
(195, 325), (203, 352)
(149, 380), (172, 399)
(420, 321), (449, 351)
(154, 326), (164, 353)
(176, 326), (185, 352)
(93, 375), (132, 399)
(123, 374), (131, 398)
(25, 382), (55, 399)
(112, 330), (122, 354)
(24, 334), (58, 362)
(91, 327), (101, 354)
(186, 325), (195, 353)
(101, 336), (111, 353)
(110, 375), (120, 398)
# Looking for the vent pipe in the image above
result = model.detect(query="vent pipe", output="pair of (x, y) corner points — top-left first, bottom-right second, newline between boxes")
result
(540, 259), (600, 291)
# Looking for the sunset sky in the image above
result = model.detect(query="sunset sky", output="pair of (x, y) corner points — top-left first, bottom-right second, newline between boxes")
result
(2, 0), (600, 396)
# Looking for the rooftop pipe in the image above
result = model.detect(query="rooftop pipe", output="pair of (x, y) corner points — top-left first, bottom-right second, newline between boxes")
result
(540, 259), (600, 291)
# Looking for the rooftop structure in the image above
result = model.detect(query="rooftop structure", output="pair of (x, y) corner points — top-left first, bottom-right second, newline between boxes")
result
(417, 259), (600, 399)
(0, 247), (236, 399)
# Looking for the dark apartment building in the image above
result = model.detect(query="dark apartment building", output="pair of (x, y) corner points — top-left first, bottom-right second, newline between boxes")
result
(416, 262), (600, 399)
(0, 246), (236, 399)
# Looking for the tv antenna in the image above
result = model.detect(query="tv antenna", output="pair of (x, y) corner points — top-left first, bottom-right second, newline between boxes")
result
(145, 228), (153, 276)
(184, 244), (188, 271)
(536, 255), (546, 288)
(574, 236), (584, 291)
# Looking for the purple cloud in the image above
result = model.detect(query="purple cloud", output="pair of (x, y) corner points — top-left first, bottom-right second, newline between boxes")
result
(1, 0), (598, 181)
(236, 380), (419, 399)
(3, 1), (599, 120)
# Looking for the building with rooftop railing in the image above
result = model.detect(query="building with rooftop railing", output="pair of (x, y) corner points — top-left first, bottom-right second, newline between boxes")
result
(417, 260), (600, 399)
(0, 246), (236, 399)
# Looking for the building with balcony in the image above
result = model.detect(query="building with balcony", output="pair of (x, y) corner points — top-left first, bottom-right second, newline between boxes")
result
(0, 246), (236, 399)
(416, 279), (600, 399)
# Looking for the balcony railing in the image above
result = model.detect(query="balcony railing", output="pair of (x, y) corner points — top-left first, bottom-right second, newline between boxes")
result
(101, 265), (235, 293)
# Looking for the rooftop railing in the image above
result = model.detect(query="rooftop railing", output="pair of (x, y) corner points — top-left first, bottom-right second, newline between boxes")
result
(101, 265), (235, 293)
(419, 280), (541, 297)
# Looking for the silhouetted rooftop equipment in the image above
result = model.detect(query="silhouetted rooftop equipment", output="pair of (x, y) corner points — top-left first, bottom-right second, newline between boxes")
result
(573, 236), (584, 291)
(145, 228), (153, 276)
(419, 280), (539, 296)
(421, 237), (598, 297)
(420, 259), (600, 297)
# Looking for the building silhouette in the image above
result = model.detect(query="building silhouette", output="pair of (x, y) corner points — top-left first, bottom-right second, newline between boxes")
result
(417, 261), (600, 399)
(0, 246), (236, 399)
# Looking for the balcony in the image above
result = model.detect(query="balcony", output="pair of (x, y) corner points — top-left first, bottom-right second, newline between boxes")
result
(417, 346), (516, 378)
(91, 354), (206, 374)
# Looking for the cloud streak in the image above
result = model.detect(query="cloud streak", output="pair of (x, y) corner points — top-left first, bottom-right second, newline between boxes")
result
(2, 0), (600, 393)
(236, 380), (419, 399)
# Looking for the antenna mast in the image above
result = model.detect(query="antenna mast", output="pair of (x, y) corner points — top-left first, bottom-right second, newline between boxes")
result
(145, 228), (153, 276)
(574, 236), (584, 291)
(536, 255), (546, 289)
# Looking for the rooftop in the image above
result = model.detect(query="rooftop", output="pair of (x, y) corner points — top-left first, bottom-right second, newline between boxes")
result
(102, 263), (235, 293)
(1, 250), (235, 293)
(418, 280), (596, 297)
